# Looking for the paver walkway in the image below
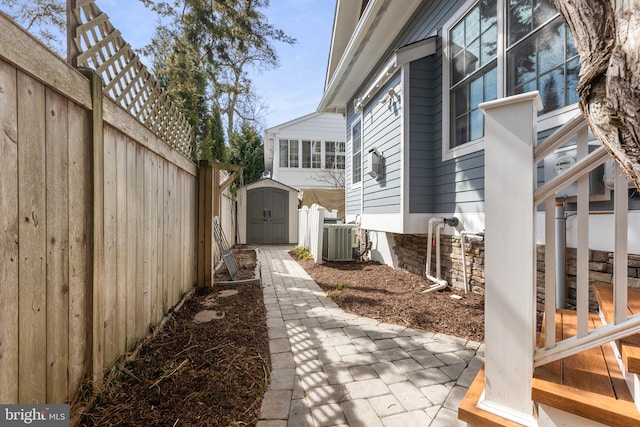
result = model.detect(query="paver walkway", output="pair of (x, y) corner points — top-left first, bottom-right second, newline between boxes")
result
(255, 246), (484, 427)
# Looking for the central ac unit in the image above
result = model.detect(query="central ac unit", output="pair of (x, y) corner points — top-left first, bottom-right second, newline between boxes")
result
(322, 224), (357, 261)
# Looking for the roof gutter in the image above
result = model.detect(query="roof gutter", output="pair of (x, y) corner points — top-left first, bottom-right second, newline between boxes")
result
(317, 0), (422, 114)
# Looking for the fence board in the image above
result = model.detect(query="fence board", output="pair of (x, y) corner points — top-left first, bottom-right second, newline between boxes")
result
(115, 132), (128, 353)
(171, 165), (179, 303)
(143, 149), (153, 328)
(45, 88), (70, 403)
(0, 59), (19, 404)
(67, 100), (90, 398)
(1, 14), (201, 404)
(17, 71), (47, 403)
(0, 14), (91, 110)
(135, 143), (145, 338)
(103, 125), (118, 367)
(85, 68), (105, 386)
(125, 136), (137, 347)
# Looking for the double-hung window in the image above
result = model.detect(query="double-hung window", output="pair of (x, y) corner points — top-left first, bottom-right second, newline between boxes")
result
(444, 0), (580, 159)
(325, 141), (346, 169)
(302, 140), (321, 168)
(506, 0), (580, 113)
(279, 139), (299, 168)
(449, 0), (498, 149)
(351, 121), (362, 185)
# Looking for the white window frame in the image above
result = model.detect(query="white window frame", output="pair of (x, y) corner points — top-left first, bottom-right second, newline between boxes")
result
(350, 118), (363, 189)
(442, 0), (580, 161)
(279, 139), (300, 168)
(324, 141), (346, 170)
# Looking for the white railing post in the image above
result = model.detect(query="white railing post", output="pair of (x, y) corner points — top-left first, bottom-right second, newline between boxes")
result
(478, 92), (542, 426)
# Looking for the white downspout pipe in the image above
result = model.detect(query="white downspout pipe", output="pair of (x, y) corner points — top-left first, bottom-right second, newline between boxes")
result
(425, 217), (448, 292)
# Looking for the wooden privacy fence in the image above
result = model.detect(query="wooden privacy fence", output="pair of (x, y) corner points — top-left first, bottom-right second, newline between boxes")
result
(0, 13), (199, 404)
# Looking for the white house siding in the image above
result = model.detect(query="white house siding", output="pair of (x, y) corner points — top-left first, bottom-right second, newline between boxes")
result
(265, 112), (345, 190)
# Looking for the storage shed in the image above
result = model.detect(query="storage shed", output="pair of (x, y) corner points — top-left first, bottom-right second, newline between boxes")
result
(238, 179), (299, 245)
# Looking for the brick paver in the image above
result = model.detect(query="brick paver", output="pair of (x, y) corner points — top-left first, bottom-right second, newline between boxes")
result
(256, 246), (483, 426)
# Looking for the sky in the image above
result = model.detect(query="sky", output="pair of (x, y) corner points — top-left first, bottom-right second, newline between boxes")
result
(97, 0), (335, 131)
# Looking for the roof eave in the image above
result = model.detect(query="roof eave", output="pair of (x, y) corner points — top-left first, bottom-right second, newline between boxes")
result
(318, 0), (422, 114)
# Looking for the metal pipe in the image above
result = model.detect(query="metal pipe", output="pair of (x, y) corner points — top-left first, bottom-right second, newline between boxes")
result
(425, 217), (448, 292)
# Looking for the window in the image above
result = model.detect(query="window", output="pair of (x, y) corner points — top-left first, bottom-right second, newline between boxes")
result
(449, 0), (498, 149)
(302, 140), (321, 168)
(279, 139), (298, 168)
(352, 121), (362, 184)
(325, 141), (346, 169)
(444, 0), (579, 157)
(506, 1), (580, 113)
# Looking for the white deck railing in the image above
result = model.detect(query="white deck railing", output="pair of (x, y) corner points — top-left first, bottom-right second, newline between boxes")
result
(533, 113), (636, 367)
(478, 92), (635, 424)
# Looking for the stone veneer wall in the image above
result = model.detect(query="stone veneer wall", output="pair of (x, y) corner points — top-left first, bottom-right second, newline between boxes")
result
(392, 234), (486, 294)
(392, 233), (640, 315)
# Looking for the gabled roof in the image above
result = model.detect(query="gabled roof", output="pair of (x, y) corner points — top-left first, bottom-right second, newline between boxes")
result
(319, 0), (423, 114)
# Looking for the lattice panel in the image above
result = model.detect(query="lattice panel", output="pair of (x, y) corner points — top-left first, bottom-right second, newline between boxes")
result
(69, 0), (193, 158)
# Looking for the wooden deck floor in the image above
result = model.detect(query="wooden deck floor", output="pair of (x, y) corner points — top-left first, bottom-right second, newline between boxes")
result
(460, 309), (640, 426)
(531, 309), (640, 426)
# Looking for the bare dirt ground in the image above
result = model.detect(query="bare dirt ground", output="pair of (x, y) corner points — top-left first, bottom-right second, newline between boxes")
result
(73, 248), (484, 426)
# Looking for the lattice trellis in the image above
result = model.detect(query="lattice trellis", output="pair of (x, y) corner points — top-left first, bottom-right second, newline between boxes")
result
(68, 0), (193, 158)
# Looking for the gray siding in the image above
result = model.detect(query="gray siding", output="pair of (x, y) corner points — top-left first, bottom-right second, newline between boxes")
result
(344, 0), (626, 222)
(362, 73), (402, 214)
(404, 0), (486, 215)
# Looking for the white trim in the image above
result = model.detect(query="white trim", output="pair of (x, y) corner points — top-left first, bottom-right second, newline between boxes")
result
(476, 393), (538, 427)
(402, 63), (410, 225)
(350, 117), (363, 190)
(361, 213), (404, 233)
(441, 0), (489, 162)
(354, 36), (437, 108)
(359, 212), (487, 235)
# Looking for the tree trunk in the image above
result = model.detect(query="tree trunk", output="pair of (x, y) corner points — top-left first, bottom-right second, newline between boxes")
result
(551, 0), (640, 189)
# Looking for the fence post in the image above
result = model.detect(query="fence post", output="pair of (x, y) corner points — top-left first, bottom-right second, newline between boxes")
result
(197, 161), (214, 289)
(478, 92), (541, 425)
(310, 204), (325, 264)
(66, 0), (80, 66)
(79, 68), (105, 388)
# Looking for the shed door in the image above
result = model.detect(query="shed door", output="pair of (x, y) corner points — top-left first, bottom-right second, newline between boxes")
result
(247, 187), (289, 244)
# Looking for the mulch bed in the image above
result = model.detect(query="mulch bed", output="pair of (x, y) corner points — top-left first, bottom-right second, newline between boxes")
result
(75, 250), (269, 426)
(293, 254), (484, 342)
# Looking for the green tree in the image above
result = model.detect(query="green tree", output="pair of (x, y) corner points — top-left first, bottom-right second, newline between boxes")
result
(146, 24), (225, 161)
(228, 123), (264, 185)
(143, 0), (296, 140)
(551, 0), (640, 189)
(1, 0), (65, 53)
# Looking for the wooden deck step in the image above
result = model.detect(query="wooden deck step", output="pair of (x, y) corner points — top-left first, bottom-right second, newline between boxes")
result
(593, 283), (640, 374)
(458, 367), (523, 427)
(460, 309), (640, 426)
(532, 309), (639, 426)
